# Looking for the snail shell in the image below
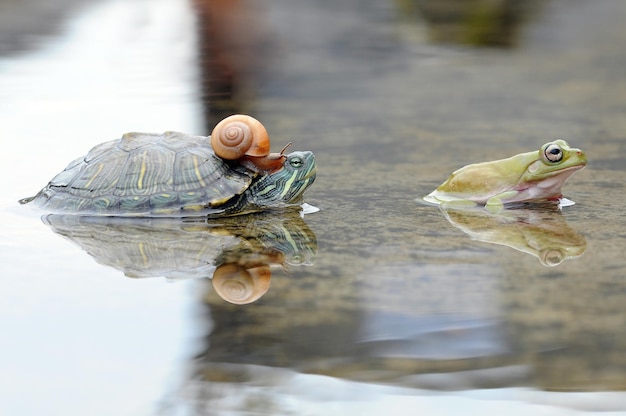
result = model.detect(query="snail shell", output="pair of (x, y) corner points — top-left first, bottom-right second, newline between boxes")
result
(212, 263), (271, 305)
(210, 114), (286, 173)
(211, 114), (270, 160)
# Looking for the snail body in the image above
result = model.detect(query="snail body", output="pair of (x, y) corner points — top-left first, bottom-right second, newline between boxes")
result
(211, 114), (287, 173)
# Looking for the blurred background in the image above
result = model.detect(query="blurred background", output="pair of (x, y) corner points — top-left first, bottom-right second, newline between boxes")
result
(1, 0), (626, 415)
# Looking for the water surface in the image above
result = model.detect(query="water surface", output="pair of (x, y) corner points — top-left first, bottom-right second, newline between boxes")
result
(1, 0), (626, 414)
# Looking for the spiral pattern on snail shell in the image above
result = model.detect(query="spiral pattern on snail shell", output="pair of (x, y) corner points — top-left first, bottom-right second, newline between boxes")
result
(211, 114), (270, 161)
(212, 264), (271, 305)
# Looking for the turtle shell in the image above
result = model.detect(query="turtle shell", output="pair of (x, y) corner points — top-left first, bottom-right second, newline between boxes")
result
(21, 131), (259, 216)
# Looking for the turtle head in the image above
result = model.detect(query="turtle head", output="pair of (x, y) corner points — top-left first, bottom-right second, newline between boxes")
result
(250, 151), (316, 206)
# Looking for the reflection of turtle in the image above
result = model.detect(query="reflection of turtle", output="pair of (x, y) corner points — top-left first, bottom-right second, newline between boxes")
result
(42, 211), (317, 304)
(20, 115), (316, 217)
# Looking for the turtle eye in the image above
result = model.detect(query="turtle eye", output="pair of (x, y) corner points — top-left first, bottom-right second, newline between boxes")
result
(289, 156), (304, 168)
(544, 143), (563, 163)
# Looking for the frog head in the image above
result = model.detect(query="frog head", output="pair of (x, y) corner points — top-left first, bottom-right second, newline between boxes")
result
(519, 140), (587, 198)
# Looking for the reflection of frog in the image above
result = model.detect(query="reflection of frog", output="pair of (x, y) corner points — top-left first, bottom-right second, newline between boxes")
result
(41, 211), (317, 304)
(440, 205), (586, 266)
(423, 140), (587, 211)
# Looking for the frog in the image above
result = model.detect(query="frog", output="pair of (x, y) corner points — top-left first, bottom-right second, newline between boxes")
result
(422, 140), (587, 211)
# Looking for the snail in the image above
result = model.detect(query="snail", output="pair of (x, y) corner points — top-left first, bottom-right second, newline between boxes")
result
(211, 263), (272, 305)
(211, 114), (290, 173)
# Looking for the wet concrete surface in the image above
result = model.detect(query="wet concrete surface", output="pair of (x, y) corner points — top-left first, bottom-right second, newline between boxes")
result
(1, 0), (626, 414)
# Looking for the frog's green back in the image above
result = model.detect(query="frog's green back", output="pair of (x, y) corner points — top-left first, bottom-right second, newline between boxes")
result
(438, 151), (536, 196)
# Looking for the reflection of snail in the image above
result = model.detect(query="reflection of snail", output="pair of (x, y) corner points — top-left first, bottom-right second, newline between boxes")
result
(211, 114), (290, 174)
(212, 264), (271, 305)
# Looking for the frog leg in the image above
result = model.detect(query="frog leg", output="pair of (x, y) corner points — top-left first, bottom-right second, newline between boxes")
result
(485, 191), (519, 213)
(423, 192), (478, 209)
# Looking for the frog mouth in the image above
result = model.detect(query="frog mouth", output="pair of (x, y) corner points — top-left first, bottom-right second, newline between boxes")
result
(548, 163), (586, 175)
(536, 164), (585, 189)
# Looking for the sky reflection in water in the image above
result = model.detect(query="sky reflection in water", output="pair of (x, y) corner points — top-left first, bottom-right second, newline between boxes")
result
(1, 0), (626, 415)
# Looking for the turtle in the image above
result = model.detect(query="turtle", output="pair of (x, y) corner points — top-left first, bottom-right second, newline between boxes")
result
(19, 115), (317, 217)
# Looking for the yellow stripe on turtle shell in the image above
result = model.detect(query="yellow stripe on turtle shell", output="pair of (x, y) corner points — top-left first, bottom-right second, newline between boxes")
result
(137, 151), (147, 190)
(192, 155), (207, 188)
(181, 204), (206, 212)
(151, 208), (178, 215)
(83, 163), (104, 189)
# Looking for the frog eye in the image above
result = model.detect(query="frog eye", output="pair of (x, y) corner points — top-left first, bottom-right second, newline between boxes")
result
(544, 143), (563, 163)
(289, 156), (304, 168)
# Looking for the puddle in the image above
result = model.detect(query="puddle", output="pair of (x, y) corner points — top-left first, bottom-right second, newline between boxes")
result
(1, 0), (626, 414)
